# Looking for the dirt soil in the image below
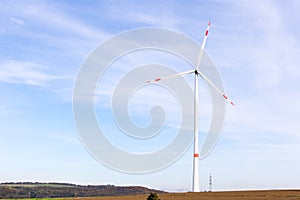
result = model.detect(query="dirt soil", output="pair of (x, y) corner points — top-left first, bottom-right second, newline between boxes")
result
(73, 190), (300, 200)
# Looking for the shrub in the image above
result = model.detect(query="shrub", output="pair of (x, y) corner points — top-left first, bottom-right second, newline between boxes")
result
(146, 192), (160, 200)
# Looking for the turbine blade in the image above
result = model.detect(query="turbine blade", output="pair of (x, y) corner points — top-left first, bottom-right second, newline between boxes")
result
(145, 69), (194, 83)
(196, 21), (211, 69)
(198, 70), (235, 106)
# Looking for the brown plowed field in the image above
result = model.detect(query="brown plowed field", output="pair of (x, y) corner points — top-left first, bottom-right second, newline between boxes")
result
(73, 190), (300, 200)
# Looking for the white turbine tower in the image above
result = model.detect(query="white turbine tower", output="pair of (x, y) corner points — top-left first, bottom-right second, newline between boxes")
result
(146, 22), (234, 192)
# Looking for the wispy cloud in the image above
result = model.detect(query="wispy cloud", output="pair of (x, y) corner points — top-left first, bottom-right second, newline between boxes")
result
(106, 1), (181, 29)
(0, 1), (109, 57)
(225, 94), (300, 139)
(8, 16), (24, 25)
(1, 1), (107, 39)
(0, 60), (64, 86)
(201, 0), (300, 142)
(21, 3), (107, 40)
(226, 0), (300, 89)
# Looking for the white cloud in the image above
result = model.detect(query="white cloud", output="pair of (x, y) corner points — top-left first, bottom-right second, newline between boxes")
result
(1, 1), (107, 40)
(226, 94), (300, 139)
(204, 0), (300, 142)
(235, 1), (300, 88)
(0, 1), (109, 57)
(0, 60), (62, 86)
(106, 2), (181, 29)
(22, 3), (107, 40)
(8, 16), (24, 25)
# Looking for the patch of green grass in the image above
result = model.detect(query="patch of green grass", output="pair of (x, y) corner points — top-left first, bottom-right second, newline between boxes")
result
(7, 198), (70, 200)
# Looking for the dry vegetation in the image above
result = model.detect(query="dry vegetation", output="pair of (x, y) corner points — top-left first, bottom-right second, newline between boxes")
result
(73, 190), (300, 200)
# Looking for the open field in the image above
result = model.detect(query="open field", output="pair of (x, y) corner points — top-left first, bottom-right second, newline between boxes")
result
(71, 190), (300, 200)
(1, 190), (300, 200)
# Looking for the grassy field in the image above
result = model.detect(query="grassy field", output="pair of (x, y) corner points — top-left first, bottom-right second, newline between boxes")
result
(67, 190), (300, 200)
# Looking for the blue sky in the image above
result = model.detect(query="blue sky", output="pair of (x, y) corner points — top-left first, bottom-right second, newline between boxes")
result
(1, 0), (300, 192)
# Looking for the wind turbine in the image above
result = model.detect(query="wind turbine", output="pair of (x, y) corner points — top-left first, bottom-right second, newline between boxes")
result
(146, 22), (234, 192)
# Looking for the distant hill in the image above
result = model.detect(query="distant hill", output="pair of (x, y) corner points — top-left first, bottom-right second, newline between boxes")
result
(0, 182), (165, 199)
